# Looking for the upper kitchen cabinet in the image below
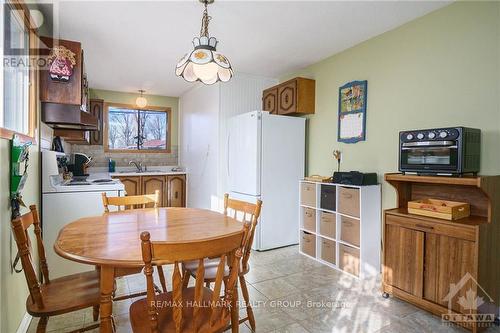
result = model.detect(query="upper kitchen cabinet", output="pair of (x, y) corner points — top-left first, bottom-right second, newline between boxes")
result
(89, 99), (104, 145)
(39, 37), (97, 130)
(39, 37), (83, 105)
(262, 77), (315, 116)
(262, 87), (278, 114)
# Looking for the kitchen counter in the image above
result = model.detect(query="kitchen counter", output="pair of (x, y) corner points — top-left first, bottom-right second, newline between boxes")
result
(109, 170), (186, 177)
(87, 166), (187, 178)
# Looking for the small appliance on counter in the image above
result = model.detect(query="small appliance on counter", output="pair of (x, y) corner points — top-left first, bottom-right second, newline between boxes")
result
(333, 171), (378, 186)
(399, 127), (480, 176)
(67, 153), (92, 176)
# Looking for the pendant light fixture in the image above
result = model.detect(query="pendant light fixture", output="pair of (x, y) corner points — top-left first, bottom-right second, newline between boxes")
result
(135, 90), (147, 108)
(176, 0), (233, 85)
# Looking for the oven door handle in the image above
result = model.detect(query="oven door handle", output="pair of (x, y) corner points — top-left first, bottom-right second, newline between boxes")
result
(402, 140), (456, 147)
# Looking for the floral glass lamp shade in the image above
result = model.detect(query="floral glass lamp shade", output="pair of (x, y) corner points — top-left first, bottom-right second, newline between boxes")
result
(176, 0), (233, 85)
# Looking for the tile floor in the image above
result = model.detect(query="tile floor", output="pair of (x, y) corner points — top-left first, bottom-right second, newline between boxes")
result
(28, 246), (499, 333)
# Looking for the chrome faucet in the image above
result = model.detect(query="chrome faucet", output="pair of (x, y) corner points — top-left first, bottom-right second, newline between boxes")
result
(129, 160), (143, 173)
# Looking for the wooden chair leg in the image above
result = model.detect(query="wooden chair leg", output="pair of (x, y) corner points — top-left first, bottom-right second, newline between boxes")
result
(239, 275), (255, 331)
(182, 269), (190, 289)
(231, 281), (239, 333)
(157, 265), (167, 292)
(93, 305), (100, 321)
(36, 316), (49, 333)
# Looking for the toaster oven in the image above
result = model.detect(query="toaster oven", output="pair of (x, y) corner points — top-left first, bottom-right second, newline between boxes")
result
(399, 127), (480, 175)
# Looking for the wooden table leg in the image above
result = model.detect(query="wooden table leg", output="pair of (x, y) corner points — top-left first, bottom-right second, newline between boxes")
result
(99, 266), (115, 333)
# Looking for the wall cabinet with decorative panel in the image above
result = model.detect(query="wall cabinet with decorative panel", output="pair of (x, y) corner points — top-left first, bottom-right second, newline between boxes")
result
(89, 99), (104, 145)
(262, 87), (278, 114)
(262, 77), (315, 115)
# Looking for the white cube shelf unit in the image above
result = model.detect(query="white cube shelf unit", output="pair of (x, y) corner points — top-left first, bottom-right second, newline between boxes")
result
(299, 181), (381, 279)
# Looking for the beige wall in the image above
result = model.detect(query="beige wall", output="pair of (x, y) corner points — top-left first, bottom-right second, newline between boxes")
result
(0, 140), (40, 333)
(281, 1), (500, 209)
(70, 89), (180, 167)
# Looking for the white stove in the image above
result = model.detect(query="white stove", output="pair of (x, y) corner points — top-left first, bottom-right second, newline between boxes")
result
(41, 150), (125, 278)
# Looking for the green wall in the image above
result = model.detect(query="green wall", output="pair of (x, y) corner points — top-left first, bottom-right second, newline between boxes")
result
(89, 89), (179, 146)
(282, 1), (500, 209)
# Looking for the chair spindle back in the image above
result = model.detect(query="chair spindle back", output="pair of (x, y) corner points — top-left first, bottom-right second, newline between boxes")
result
(140, 223), (249, 333)
(102, 190), (160, 212)
(223, 193), (262, 271)
(10, 205), (50, 309)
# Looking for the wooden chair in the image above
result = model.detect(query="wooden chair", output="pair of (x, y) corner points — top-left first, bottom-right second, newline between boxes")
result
(182, 193), (262, 331)
(129, 223), (249, 333)
(101, 190), (168, 295)
(101, 189), (161, 212)
(11, 205), (101, 333)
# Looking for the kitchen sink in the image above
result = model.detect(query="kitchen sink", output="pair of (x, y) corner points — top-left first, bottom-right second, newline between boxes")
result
(117, 169), (163, 173)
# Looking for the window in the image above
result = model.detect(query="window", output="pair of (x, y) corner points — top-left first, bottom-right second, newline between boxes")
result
(104, 103), (171, 152)
(1, 1), (37, 140)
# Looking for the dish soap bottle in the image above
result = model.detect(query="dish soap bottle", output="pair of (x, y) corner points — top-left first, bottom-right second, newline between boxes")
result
(108, 158), (116, 173)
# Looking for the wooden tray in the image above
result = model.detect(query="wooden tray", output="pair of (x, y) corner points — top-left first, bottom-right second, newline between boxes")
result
(304, 175), (332, 182)
(408, 198), (470, 221)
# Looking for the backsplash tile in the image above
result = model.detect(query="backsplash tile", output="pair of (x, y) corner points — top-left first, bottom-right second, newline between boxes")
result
(71, 145), (179, 167)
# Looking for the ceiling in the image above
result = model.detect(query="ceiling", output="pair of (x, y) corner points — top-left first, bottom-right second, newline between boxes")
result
(47, 0), (450, 97)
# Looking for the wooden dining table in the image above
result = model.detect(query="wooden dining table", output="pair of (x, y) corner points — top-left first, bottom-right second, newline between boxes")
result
(54, 207), (243, 332)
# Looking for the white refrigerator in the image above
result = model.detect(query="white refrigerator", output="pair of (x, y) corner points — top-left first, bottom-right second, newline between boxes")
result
(228, 111), (306, 250)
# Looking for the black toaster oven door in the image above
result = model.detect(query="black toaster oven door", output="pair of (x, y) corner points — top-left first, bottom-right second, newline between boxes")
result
(400, 140), (459, 172)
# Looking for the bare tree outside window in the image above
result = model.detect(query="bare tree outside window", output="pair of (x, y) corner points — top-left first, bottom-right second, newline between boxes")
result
(148, 114), (166, 140)
(108, 124), (119, 149)
(119, 112), (136, 147)
(105, 105), (169, 151)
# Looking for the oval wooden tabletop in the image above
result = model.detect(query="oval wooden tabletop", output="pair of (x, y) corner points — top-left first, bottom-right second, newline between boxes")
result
(54, 208), (243, 267)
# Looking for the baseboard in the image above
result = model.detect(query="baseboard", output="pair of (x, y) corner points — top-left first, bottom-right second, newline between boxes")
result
(16, 312), (32, 333)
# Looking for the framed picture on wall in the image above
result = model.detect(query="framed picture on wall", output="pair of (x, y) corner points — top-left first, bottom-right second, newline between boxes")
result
(338, 80), (367, 143)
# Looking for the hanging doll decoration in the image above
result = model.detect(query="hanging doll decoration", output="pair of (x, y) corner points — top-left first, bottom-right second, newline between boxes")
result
(48, 45), (76, 82)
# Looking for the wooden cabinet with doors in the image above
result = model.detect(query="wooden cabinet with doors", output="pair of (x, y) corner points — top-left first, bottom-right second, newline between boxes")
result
(383, 222), (424, 298)
(112, 174), (186, 207)
(262, 77), (315, 116)
(39, 37), (84, 106)
(166, 175), (186, 207)
(142, 176), (166, 207)
(116, 176), (142, 197)
(383, 174), (500, 333)
(262, 87), (278, 114)
(424, 233), (476, 313)
(89, 99), (104, 145)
